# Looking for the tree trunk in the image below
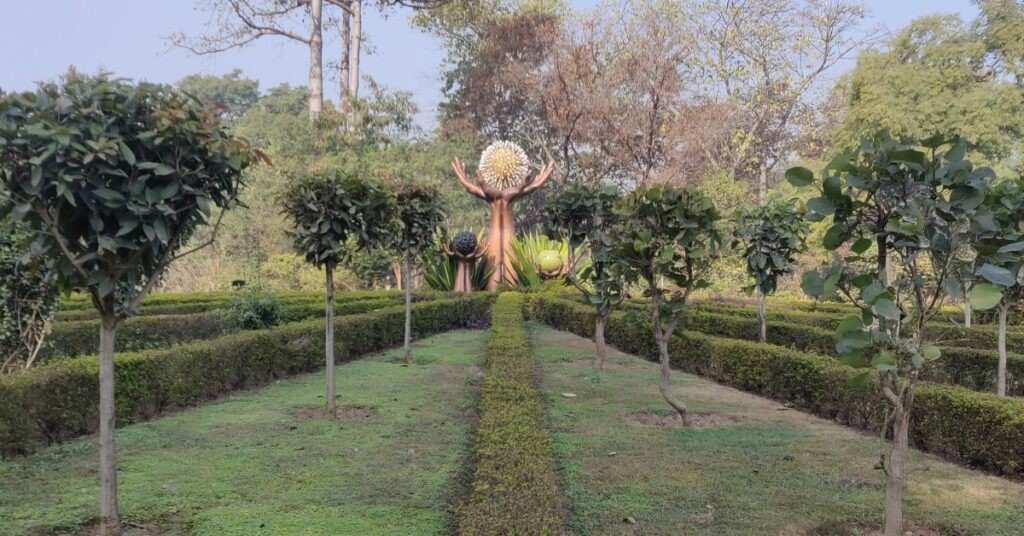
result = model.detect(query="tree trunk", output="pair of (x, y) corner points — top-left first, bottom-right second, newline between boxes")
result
(650, 297), (688, 424)
(757, 290), (767, 343)
(884, 404), (909, 536)
(963, 299), (972, 329)
(403, 254), (414, 364)
(98, 317), (120, 536)
(325, 264), (336, 414)
(308, 0), (324, 122)
(757, 162), (767, 206)
(594, 313), (608, 370)
(339, 3), (351, 107)
(347, 0), (362, 101)
(998, 303), (1008, 397)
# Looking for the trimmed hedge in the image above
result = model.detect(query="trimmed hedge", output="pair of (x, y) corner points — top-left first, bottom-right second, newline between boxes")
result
(0, 295), (495, 456)
(41, 296), (403, 362)
(626, 299), (1024, 396)
(56, 289), (414, 312)
(530, 295), (1024, 477)
(456, 293), (563, 535)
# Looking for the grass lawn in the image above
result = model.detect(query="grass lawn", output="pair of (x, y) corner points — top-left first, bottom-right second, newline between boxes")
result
(0, 330), (485, 536)
(531, 324), (1024, 536)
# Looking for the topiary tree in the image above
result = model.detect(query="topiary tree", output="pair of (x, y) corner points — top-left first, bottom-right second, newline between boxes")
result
(609, 185), (724, 423)
(0, 215), (59, 373)
(733, 200), (809, 342)
(280, 169), (395, 415)
(0, 74), (257, 535)
(966, 177), (1024, 397)
(546, 183), (625, 370)
(790, 135), (990, 536)
(391, 181), (446, 363)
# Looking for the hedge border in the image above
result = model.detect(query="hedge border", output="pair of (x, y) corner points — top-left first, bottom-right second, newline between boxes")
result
(456, 293), (563, 535)
(0, 295), (495, 456)
(531, 295), (1024, 478)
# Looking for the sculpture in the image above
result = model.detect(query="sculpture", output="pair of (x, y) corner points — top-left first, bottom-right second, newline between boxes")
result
(443, 231), (488, 293)
(452, 141), (555, 289)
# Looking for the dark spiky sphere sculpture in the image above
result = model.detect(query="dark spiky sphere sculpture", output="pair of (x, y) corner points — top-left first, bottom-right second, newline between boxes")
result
(452, 231), (477, 256)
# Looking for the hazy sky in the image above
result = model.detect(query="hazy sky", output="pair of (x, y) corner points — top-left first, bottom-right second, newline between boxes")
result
(1, 1), (978, 127)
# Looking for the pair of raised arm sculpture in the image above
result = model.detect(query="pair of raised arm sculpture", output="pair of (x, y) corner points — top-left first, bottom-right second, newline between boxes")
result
(450, 141), (556, 290)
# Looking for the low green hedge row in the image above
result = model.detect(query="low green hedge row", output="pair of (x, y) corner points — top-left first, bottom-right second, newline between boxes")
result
(456, 293), (563, 535)
(42, 297), (402, 362)
(56, 289), (409, 311)
(530, 295), (1024, 477)
(0, 295), (495, 456)
(623, 300), (1024, 396)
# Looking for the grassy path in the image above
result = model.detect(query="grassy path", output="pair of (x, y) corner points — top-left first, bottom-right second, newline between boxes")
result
(531, 324), (1024, 536)
(0, 330), (485, 536)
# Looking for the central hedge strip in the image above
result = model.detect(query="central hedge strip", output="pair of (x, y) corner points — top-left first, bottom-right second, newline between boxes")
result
(456, 292), (563, 535)
(0, 295), (494, 456)
(531, 295), (1024, 478)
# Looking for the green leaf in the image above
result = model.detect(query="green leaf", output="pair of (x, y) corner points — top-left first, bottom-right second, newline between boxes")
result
(785, 167), (814, 187)
(970, 283), (1004, 311)
(823, 224), (846, 250)
(807, 197), (835, 216)
(872, 298), (900, 320)
(978, 264), (1016, 287)
(921, 345), (941, 362)
(997, 241), (1024, 253)
(801, 271), (825, 298)
(872, 350), (897, 371)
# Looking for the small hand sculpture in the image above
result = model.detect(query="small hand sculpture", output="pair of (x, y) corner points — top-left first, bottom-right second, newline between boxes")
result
(443, 237), (488, 293)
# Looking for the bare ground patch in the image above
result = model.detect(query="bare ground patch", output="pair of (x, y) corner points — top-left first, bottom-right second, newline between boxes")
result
(294, 404), (375, 421)
(808, 520), (967, 536)
(624, 409), (740, 428)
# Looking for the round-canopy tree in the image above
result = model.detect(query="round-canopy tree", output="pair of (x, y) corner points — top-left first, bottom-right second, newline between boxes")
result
(966, 177), (1024, 397)
(733, 200), (809, 342)
(609, 185), (724, 423)
(391, 181), (446, 363)
(546, 183), (625, 370)
(280, 169), (395, 414)
(791, 135), (990, 536)
(0, 74), (258, 535)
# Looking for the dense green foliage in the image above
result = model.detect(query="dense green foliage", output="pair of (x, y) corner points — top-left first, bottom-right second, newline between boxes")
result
(0, 295), (494, 456)
(220, 291), (283, 331)
(733, 200), (808, 296)
(530, 295), (1024, 477)
(0, 217), (58, 372)
(456, 293), (562, 534)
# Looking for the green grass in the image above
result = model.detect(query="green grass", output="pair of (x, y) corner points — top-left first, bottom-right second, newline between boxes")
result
(530, 323), (1024, 536)
(0, 330), (486, 536)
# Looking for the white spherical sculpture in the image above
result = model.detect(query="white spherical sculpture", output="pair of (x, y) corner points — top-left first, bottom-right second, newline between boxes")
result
(478, 141), (530, 191)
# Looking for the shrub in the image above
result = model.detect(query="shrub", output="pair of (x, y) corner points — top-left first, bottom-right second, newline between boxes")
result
(220, 291), (282, 331)
(530, 295), (1024, 477)
(0, 295), (495, 456)
(456, 293), (562, 535)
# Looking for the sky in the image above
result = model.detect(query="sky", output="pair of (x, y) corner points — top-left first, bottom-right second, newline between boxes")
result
(0, 1), (979, 128)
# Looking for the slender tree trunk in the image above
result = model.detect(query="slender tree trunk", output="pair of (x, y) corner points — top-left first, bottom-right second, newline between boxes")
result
(98, 317), (120, 536)
(884, 403), (909, 536)
(651, 296), (688, 424)
(594, 313), (608, 370)
(308, 0), (324, 122)
(347, 0), (362, 101)
(325, 264), (336, 414)
(339, 3), (351, 107)
(998, 303), (1008, 397)
(757, 162), (767, 206)
(757, 290), (767, 343)
(403, 254), (414, 364)
(963, 299), (972, 329)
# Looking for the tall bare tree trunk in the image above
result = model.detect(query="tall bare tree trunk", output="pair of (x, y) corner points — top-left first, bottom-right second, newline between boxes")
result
(339, 5), (351, 107)
(963, 300), (972, 329)
(757, 162), (767, 206)
(757, 290), (767, 343)
(594, 314), (608, 370)
(651, 296), (688, 424)
(998, 303), (1008, 397)
(403, 254), (414, 364)
(98, 317), (120, 536)
(884, 403), (909, 536)
(308, 0), (324, 122)
(347, 0), (362, 100)
(325, 264), (336, 414)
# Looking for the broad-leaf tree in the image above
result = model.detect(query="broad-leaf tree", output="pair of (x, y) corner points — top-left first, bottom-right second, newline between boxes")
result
(791, 135), (991, 536)
(0, 74), (257, 535)
(391, 181), (446, 363)
(0, 214), (59, 373)
(280, 169), (394, 414)
(609, 185), (724, 422)
(546, 183), (625, 370)
(733, 200), (809, 342)
(967, 178), (1024, 397)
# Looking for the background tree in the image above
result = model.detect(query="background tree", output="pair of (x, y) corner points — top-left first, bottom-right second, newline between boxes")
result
(0, 74), (257, 535)
(176, 69), (260, 123)
(733, 199), (809, 342)
(390, 181), (447, 363)
(793, 136), (990, 535)
(545, 183), (624, 369)
(0, 215), (58, 373)
(280, 169), (395, 415)
(966, 177), (1024, 397)
(610, 185), (724, 422)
